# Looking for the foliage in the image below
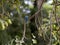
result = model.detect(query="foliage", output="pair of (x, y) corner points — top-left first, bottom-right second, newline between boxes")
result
(0, 0), (60, 45)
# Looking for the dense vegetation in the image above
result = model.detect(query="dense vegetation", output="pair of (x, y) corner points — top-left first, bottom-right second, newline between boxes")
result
(0, 0), (60, 45)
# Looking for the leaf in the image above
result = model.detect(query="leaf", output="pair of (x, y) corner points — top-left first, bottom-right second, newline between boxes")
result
(6, 19), (12, 24)
(4, 21), (8, 27)
(32, 39), (37, 44)
(0, 21), (5, 30)
(2, 23), (5, 30)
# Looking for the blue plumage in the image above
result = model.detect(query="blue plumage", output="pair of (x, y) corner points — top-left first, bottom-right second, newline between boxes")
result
(25, 16), (28, 23)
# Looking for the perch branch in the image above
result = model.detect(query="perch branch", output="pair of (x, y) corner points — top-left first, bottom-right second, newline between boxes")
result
(29, 0), (44, 20)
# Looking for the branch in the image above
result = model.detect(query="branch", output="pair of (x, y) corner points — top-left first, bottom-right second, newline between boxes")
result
(2, 0), (4, 14)
(29, 0), (44, 20)
(21, 21), (26, 43)
(49, 11), (53, 45)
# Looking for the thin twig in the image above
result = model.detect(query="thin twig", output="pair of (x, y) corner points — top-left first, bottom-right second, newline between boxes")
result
(53, 0), (59, 25)
(35, 14), (39, 30)
(2, 0), (4, 15)
(21, 21), (26, 42)
(49, 12), (53, 45)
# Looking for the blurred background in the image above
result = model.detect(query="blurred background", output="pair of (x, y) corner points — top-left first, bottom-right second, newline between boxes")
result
(0, 0), (60, 45)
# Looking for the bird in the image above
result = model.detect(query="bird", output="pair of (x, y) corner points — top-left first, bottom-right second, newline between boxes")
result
(25, 16), (28, 23)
